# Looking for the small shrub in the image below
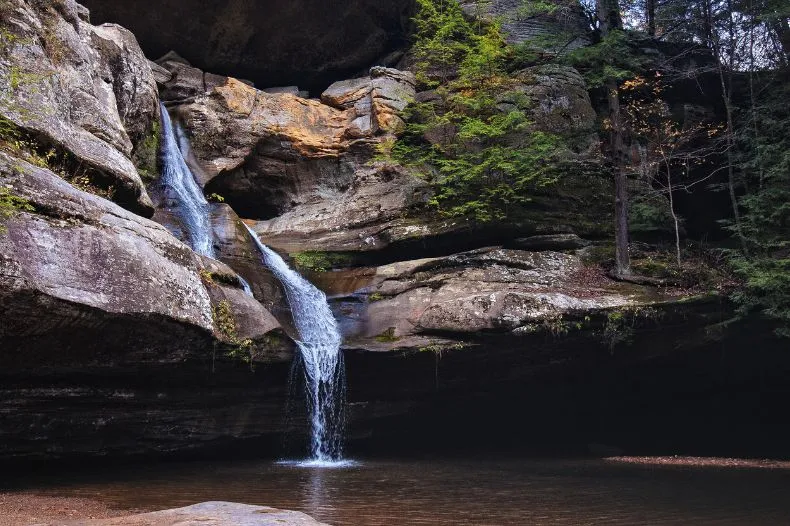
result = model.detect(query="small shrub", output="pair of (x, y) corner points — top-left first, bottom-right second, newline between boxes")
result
(375, 327), (400, 343)
(212, 300), (237, 341)
(0, 185), (34, 232)
(368, 291), (385, 302)
(292, 251), (353, 272)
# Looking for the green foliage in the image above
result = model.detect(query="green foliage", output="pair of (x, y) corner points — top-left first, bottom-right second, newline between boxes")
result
(565, 30), (646, 88)
(602, 306), (661, 350)
(368, 291), (385, 302)
(225, 337), (255, 366)
(0, 114), (53, 168)
(132, 121), (160, 182)
(728, 80), (790, 336)
(212, 299), (256, 365)
(291, 251), (353, 272)
(212, 300), (237, 341)
(629, 199), (674, 234)
(389, 0), (570, 222)
(0, 185), (33, 232)
(411, 0), (477, 87)
(375, 327), (400, 343)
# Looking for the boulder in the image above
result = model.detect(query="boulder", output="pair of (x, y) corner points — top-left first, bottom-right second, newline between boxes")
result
(0, 0), (157, 216)
(0, 152), (289, 365)
(337, 247), (662, 351)
(56, 501), (328, 526)
(511, 65), (598, 146)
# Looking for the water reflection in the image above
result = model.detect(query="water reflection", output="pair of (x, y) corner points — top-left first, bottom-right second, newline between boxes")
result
(9, 457), (790, 525)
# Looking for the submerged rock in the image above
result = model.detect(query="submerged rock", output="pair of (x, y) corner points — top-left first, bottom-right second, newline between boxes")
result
(50, 501), (328, 525)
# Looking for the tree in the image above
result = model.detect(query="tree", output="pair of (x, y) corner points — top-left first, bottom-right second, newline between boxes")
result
(596, 0), (632, 278)
(386, 0), (570, 222)
(621, 74), (722, 265)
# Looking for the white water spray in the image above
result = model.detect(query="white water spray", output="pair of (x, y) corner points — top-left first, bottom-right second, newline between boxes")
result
(244, 224), (346, 462)
(159, 103), (215, 257)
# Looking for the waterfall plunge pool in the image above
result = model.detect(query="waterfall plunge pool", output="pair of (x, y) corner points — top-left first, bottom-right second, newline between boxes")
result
(6, 456), (790, 525)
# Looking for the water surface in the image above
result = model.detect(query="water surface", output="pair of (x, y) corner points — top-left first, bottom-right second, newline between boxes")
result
(10, 457), (790, 525)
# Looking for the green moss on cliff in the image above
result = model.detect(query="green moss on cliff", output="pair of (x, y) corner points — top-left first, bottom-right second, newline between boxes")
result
(0, 185), (33, 232)
(132, 120), (160, 183)
(386, 0), (588, 223)
(292, 251), (354, 272)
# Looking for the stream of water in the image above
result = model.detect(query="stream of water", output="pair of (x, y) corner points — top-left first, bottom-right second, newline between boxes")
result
(159, 103), (215, 258)
(244, 225), (346, 463)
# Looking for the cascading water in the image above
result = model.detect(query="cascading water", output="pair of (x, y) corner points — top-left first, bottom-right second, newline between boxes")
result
(244, 224), (346, 463)
(238, 275), (254, 297)
(159, 103), (215, 258)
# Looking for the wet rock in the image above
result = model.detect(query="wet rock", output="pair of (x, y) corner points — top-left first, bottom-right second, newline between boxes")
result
(0, 0), (157, 216)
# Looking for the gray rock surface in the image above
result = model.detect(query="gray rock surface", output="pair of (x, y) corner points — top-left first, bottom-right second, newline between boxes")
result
(338, 247), (655, 351)
(457, 0), (590, 50)
(53, 501), (328, 526)
(0, 152), (288, 362)
(0, 0), (157, 215)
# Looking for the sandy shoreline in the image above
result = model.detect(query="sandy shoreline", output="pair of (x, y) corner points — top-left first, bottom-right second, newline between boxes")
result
(0, 493), (132, 526)
(605, 455), (790, 469)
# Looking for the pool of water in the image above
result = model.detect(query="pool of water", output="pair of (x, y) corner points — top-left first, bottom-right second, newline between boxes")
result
(8, 457), (790, 525)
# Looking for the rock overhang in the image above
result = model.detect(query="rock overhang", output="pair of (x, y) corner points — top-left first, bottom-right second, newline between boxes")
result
(80, 0), (415, 94)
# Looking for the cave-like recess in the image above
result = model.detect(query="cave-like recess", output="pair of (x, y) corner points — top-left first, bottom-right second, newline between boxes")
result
(82, 0), (414, 94)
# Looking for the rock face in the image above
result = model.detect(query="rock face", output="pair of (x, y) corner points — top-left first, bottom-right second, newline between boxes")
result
(155, 57), (607, 257)
(0, 153), (295, 460)
(154, 59), (429, 254)
(54, 502), (328, 526)
(329, 247), (659, 352)
(457, 0), (590, 50)
(0, 0), (158, 216)
(81, 0), (413, 93)
(0, 152), (289, 364)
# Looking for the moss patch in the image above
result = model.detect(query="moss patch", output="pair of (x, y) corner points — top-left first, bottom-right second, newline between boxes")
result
(375, 327), (400, 343)
(292, 251), (355, 272)
(132, 120), (161, 183)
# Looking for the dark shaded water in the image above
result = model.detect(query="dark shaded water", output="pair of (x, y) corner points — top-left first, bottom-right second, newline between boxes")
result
(8, 457), (790, 525)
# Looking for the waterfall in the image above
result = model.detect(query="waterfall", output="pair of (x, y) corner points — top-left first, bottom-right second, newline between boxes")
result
(159, 103), (215, 258)
(238, 275), (254, 297)
(243, 224), (346, 463)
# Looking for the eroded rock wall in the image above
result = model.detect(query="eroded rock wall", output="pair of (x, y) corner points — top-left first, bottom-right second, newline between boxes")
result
(0, 0), (158, 215)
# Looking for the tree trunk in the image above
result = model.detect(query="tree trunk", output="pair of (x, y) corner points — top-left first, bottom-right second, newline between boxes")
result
(596, 0), (622, 33)
(665, 159), (681, 265)
(609, 83), (631, 277)
(646, 0), (656, 36)
(597, 0), (630, 277)
(701, 0), (714, 47)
